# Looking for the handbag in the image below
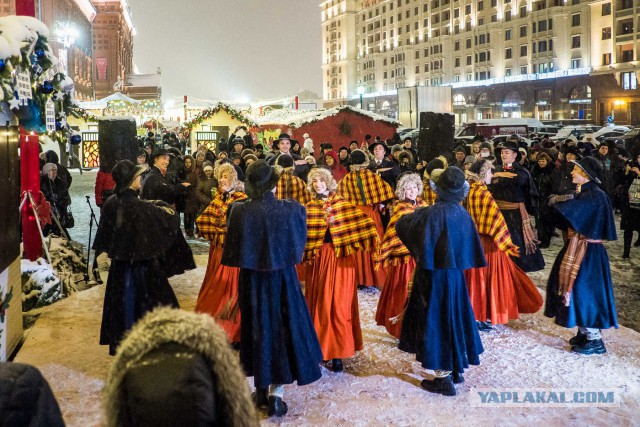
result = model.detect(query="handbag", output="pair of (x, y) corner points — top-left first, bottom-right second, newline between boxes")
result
(65, 205), (75, 228)
(629, 175), (640, 210)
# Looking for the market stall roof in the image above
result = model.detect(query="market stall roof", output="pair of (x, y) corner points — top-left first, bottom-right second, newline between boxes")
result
(256, 105), (401, 128)
(77, 92), (141, 110)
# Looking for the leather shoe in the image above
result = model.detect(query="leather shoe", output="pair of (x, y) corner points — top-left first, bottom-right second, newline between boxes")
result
(252, 388), (268, 411)
(331, 358), (344, 372)
(568, 330), (587, 346)
(452, 372), (464, 384)
(420, 375), (456, 396)
(571, 338), (606, 355)
(268, 396), (288, 417)
(477, 321), (494, 332)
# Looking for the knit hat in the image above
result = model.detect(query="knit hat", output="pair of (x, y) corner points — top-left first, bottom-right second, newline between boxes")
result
(453, 145), (467, 155)
(232, 137), (245, 148)
(112, 160), (149, 194)
(464, 155), (475, 164)
(203, 164), (214, 173)
(244, 160), (281, 198)
(570, 157), (602, 184)
(563, 145), (583, 160)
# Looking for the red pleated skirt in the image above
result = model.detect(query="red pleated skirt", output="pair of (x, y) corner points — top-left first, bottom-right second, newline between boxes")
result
(375, 258), (416, 338)
(195, 245), (241, 343)
(354, 205), (387, 287)
(464, 234), (542, 324)
(305, 243), (363, 360)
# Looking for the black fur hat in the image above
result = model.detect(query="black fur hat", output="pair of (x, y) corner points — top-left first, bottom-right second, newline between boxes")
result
(433, 166), (466, 194)
(244, 160), (281, 198)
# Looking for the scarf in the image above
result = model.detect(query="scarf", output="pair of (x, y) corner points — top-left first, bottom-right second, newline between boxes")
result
(558, 228), (602, 306)
(195, 189), (247, 247)
(305, 193), (380, 260)
(338, 169), (395, 206)
(495, 200), (540, 255)
(374, 199), (426, 268)
(275, 172), (310, 205)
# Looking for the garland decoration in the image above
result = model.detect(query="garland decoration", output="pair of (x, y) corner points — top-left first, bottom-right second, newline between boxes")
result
(182, 103), (258, 135)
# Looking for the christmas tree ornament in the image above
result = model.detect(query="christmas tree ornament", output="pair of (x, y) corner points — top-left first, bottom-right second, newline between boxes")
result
(70, 133), (82, 145)
(34, 48), (45, 60)
(0, 58), (5, 71)
(39, 80), (54, 94)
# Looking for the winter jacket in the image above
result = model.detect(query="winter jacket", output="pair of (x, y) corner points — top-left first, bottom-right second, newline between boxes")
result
(44, 150), (72, 189)
(0, 362), (65, 427)
(195, 175), (216, 216)
(103, 308), (258, 427)
(95, 170), (116, 207)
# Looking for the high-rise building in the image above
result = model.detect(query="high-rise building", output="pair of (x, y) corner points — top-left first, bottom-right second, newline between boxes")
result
(321, 0), (640, 126)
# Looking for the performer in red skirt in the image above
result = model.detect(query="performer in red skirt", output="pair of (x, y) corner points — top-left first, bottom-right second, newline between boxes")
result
(305, 167), (380, 372)
(463, 160), (543, 330)
(374, 173), (426, 338)
(337, 149), (395, 287)
(195, 163), (247, 343)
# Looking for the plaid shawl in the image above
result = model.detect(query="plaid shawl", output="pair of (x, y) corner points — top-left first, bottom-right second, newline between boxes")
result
(464, 180), (519, 256)
(195, 189), (247, 247)
(422, 181), (437, 206)
(338, 169), (395, 206)
(275, 172), (311, 205)
(374, 199), (427, 268)
(304, 193), (380, 260)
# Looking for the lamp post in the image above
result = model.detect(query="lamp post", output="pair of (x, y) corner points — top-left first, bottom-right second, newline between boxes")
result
(357, 85), (365, 110)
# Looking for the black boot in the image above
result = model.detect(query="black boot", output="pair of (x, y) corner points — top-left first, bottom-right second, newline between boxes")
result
(569, 330), (588, 346)
(571, 338), (606, 355)
(268, 396), (288, 417)
(252, 388), (269, 411)
(420, 375), (456, 396)
(623, 230), (632, 258)
(452, 371), (464, 384)
(331, 358), (344, 372)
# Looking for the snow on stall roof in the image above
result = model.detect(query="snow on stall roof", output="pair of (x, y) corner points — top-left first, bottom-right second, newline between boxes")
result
(98, 116), (137, 122)
(0, 15), (50, 59)
(78, 92), (141, 110)
(256, 105), (401, 128)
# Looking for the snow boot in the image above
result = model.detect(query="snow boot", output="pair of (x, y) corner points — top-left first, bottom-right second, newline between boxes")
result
(252, 388), (269, 411)
(571, 338), (606, 355)
(569, 330), (587, 346)
(421, 375), (456, 396)
(268, 396), (288, 417)
(452, 372), (464, 384)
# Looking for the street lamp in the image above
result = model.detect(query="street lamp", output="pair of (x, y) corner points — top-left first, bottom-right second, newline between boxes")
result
(357, 85), (365, 110)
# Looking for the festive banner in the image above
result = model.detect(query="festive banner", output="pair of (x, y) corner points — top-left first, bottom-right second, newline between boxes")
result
(96, 57), (108, 80)
(15, 0), (35, 16)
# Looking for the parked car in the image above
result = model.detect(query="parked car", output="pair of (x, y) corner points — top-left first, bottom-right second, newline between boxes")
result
(490, 134), (535, 148)
(603, 128), (640, 156)
(590, 125), (630, 142)
(550, 125), (601, 142)
(398, 127), (417, 139)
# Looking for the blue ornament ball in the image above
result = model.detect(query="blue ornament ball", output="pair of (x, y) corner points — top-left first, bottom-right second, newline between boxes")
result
(40, 81), (54, 94)
(55, 120), (63, 131)
(35, 48), (45, 59)
(70, 134), (82, 145)
(0, 58), (5, 71)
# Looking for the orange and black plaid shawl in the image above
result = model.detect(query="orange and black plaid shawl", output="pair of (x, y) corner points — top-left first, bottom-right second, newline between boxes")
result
(195, 189), (247, 247)
(374, 199), (427, 268)
(275, 172), (311, 205)
(464, 180), (519, 256)
(422, 180), (437, 206)
(338, 169), (395, 206)
(304, 193), (380, 260)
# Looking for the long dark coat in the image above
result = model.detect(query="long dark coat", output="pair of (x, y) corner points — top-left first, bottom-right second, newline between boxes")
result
(544, 181), (618, 329)
(40, 175), (71, 235)
(93, 189), (180, 354)
(620, 167), (640, 231)
(221, 192), (323, 388)
(396, 193), (486, 374)
(140, 166), (196, 277)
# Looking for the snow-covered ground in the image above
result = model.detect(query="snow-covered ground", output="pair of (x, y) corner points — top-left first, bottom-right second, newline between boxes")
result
(13, 169), (640, 425)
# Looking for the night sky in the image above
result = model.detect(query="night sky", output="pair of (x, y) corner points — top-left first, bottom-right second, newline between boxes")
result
(128, 0), (322, 101)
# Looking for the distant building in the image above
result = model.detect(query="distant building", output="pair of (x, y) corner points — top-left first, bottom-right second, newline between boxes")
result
(321, 0), (640, 126)
(123, 68), (162, 100)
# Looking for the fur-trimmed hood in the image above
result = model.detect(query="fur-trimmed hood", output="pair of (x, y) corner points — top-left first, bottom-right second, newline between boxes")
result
(103, 307), (258, 427)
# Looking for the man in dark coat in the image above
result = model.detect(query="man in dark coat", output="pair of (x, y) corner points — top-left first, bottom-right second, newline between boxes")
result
(396, 166), (486, 397)
(267, 133), (310, 179)
(221, 160), (323, 417)
(489, 141), (545, 272)
(545, 157), (618, 355)
(93, 160), (180, 355)
(368, 140), (400, 189)
(141, 148), (196, 277)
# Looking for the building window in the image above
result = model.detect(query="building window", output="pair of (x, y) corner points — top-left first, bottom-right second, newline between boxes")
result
(602, 27), (611, 40)
(505, 10), (511, 22)
(571, 14), (580, 27)
(622, 72), (637, 90)
(538, 20), (547, 31)
(478, 1), (484, 11)
(505, 29), (512, 40)
(571, 35), (581, 49)
(602, 53), (612, 65)
(520, 25), (527, 37)
(620, 19), (634, 35)
(601, 3), (611, 15)
(466, 55), (472, 65)
(478, 17), (484, 25)
(538, 41), (547, 52)
(491, 14), (498, 23)
(455, 57), (461, 67)
(571, 58), (581, 69)
(466, 38), (472, 48)
(505, 68), (512, 76)
(520, 6), (526, 17)
(520, 66), (527, 74)
(620, 0), (632, 9)
(454, 40), (460, 51)
(465, 4), (471, 14)
(520, 45), (527, 56)
(505, 47), (512, 59)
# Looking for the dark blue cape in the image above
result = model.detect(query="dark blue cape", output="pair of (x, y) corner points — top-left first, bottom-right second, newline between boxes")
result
(554, 181), (617, 241)
(222, 192), (307, 270)
(396, 199), (487, 270)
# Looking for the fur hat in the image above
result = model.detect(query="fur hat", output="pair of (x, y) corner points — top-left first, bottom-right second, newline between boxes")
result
(391, 144), (404, 155)
(563, 145), (583, 160)
(368, 141), (391, 157)
(349, 149), (370, 170)
(571, 157), (602, 184)
(464, 155), (475, 164)
(275, 154), (295, 169)
(112, 160), (149, 194)
(433, 166), (467, 194)
(469, 159), (494, 181)
(425, 158), (445, 176)
(242, 154), (258, 165)
(232, 137), (245, 148)
(244, 160), (281, 198)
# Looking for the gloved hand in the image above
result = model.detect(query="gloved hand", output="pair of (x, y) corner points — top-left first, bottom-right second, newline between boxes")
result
(547, 193), (574, 206)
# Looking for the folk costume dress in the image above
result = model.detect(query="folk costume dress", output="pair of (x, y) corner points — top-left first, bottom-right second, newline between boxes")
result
(338, 168), (395, 287)
(195, 188), (247, 343)
(304, 193), (380, 360)
(463, 179), (543, 325)
(421, 181), (437, 206)
(221, 192), (323, 389)
(488, 163), (545, 273)
(544, 181), (618, 330)
(374, 199), (427, 338)
(93, 189), (180, 355)
(396, 190), (486, 374)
